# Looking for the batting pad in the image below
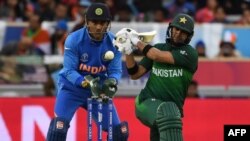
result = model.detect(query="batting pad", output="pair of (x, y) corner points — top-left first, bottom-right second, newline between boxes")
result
(156, 102), (183, 141)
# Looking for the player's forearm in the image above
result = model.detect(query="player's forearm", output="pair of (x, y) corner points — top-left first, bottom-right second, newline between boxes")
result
(61, 68), (84, 87)
(147, 49), (174, 64)
(125, 54), (138, 79)
(125, 54), (145, 79)
(137, 41), (175, 64)
(125, 54), (136, 68)
(63, 51), (86, 87)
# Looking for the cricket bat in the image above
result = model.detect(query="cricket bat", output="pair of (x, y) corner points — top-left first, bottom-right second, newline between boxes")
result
(138, 30), (156, 43)
(115, 29), (156, 45)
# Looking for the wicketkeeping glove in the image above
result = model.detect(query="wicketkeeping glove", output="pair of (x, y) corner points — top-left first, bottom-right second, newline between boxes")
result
(102, 78), (118, 98)
(83, 75), (102, 97)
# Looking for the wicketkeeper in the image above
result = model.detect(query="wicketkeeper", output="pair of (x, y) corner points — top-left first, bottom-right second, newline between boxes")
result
(46, 3), (129, 141)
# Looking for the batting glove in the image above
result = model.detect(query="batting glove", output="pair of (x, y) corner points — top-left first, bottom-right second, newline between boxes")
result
(126, 28), (140, 46)
(114, 28), (134, 55)
(115, 28), (128, 37)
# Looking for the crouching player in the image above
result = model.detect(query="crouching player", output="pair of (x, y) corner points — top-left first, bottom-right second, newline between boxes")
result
(115, 13), (198, 141)
(46, 3), (128, 141)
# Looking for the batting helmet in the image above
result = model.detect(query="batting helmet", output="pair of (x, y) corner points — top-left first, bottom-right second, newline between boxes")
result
(170, 13), (194, 34)
(167, 13), (194, 44)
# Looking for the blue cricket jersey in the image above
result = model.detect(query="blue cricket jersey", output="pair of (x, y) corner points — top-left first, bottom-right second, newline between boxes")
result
(58, 27), (122, 94)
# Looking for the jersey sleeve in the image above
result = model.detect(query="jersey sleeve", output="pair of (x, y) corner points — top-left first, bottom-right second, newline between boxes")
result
(138, 43), (163, 71)
(172, 46), (198, 73)
(107, 50), (122, 82)
(61, 34), (84, 86)
(139, 56), (153, 72)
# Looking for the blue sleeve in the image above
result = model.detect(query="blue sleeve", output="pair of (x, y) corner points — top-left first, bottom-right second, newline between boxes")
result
(61, 34), (84, 86)
(107, 50), (122, 83)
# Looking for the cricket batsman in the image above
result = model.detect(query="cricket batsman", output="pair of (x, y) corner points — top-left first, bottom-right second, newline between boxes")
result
(46, 3), (129, 141)
(115, 13), (198, 141)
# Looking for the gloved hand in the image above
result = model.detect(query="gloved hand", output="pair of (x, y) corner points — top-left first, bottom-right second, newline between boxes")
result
(83, 75), (102, 97)
(114, 28), (135, 55)
(125, 28), (140, 46)
(102, 78), (118, 98)
(124, 44), (135, 55)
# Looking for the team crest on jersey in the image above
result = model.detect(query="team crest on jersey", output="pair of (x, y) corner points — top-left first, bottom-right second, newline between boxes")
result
(81, 53), (89, 62)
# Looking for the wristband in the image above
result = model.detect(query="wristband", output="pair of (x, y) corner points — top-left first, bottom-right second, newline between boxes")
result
(142, 44), (153, 56)
(127, 63), (139, 75)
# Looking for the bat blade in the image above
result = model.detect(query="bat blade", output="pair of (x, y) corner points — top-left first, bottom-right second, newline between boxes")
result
(138, 30), (156, 43)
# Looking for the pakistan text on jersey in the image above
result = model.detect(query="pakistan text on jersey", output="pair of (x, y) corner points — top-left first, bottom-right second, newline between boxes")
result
(152, 67), (183, 77)
(79, 64), (107, 74)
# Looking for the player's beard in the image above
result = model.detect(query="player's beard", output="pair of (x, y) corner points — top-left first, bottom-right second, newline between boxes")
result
(86, 24), (111, 41)
(170, 30), (188, 46)
(171, 35), (186, 46)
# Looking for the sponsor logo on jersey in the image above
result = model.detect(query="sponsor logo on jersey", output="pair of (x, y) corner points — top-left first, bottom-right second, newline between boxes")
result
(79, 64), (106, 74)
(152, 67), (183, 77)
(180, 50), (188, 55)
(80, 53), (89, 62)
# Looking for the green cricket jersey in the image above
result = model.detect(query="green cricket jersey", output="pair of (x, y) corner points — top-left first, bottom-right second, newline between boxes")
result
(138, 41), (198, 116)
